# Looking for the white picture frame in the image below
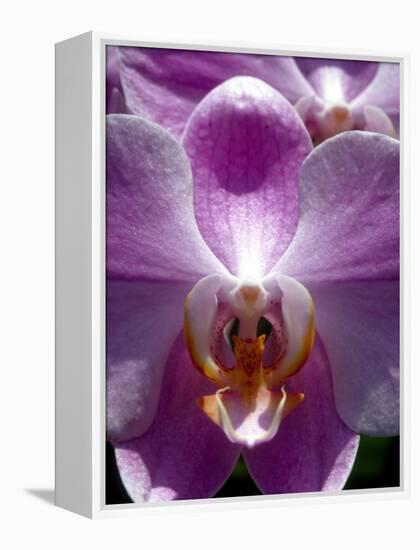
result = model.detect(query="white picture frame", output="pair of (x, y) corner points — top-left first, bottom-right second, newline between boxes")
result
(55, 31), (408, 518)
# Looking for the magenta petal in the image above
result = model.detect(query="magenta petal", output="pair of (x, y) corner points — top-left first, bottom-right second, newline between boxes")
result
(350, 62), (400, 123)
(119, 47), (313, 137)
(295, 57), (378, 103)
(244, 336), (359, 494)
(310, 281), (399, 436)
(107, 114), (226, 281)
(276, 131), (399, 282)
(107, 280), (191, 442)
(183, 76), (312, 278)
(114, 335), (241, 502)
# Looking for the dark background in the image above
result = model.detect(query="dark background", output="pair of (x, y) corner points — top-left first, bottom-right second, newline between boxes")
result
(106, 435), (400, 503)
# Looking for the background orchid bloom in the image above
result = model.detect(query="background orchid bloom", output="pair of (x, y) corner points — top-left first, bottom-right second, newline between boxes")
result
(106, 46), (399, 143)
(106, 76), (399, 503)
(293, 57), (399, 142)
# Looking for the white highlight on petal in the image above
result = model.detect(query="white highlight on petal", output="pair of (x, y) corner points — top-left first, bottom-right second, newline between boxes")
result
(322, 69), (345, 104)
(237, 244), (265, 279)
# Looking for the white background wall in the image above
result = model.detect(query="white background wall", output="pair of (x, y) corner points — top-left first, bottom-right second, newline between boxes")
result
(1, 1), (419, 548)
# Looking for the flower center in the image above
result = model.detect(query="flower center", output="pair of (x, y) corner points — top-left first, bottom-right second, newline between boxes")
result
(295, 94), (397, 143)
(183, 273), (315, 447)
(318, 103), (354, 141)
(295, 95), (354, 143)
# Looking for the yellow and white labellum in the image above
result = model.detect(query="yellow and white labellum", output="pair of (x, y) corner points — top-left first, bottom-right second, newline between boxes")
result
(183, 273), (315, 448)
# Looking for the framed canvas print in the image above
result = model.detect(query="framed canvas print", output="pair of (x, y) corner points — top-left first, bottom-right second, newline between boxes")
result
(55, 32), (405, 518)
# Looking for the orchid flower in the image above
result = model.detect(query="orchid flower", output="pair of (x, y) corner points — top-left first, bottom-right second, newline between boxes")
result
(293, 58), (399, 142)
(106, 46), (399, 143)
(106, 76), (399, 502)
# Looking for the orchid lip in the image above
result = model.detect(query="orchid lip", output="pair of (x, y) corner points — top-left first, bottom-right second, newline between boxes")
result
(213, 385), (288, 448)
(184, 272), (315, 447)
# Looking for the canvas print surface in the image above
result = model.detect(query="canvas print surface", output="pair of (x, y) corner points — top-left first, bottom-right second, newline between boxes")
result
(105, 46), (400, 505)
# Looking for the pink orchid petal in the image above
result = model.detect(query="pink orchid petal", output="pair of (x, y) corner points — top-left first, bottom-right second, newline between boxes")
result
(310, 281), (399, 436)
(295, 57), (378, 103)
(244, 336), (360, 493)
(183, 76), (312, 278)
(107, 280), (191, 442)
(106, 114), (226, 282)
(363, 105), (397, 138)
(114, 335), (241, 502)
(118, 47), (313, 138)
(275, 131), (399, 283)
(274, 132), (399, 436)
(350, 62), (400, 122)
